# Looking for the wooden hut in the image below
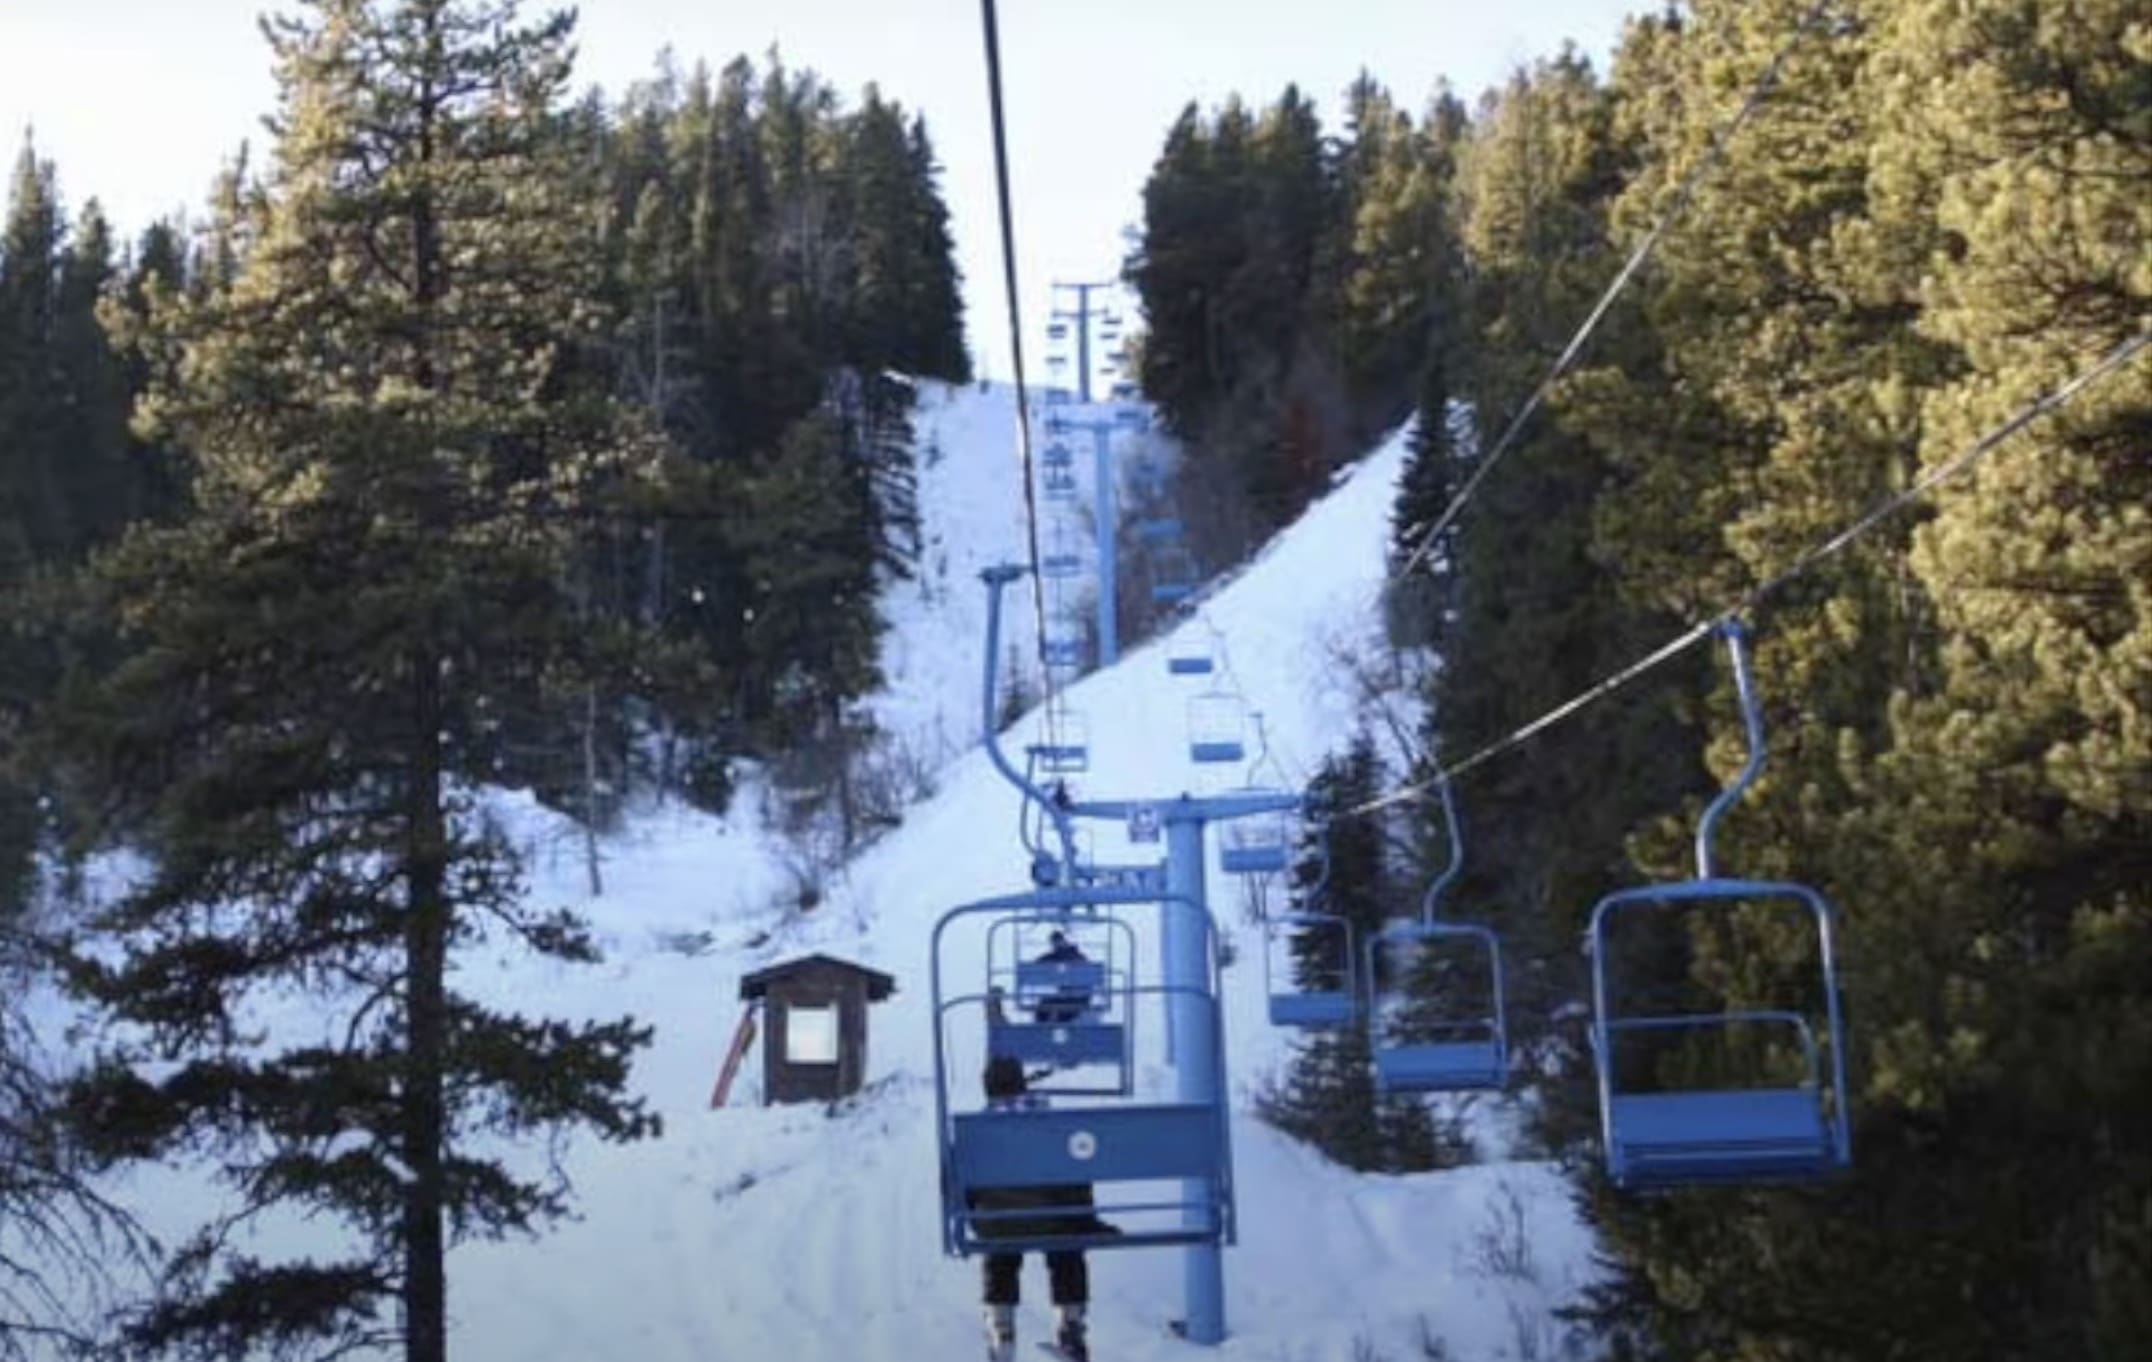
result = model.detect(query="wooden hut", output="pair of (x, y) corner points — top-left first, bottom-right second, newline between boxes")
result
(738, 954), (897, 1105)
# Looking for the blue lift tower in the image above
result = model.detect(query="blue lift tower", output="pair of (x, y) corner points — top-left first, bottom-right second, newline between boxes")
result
(937, 565), (1301, 1347)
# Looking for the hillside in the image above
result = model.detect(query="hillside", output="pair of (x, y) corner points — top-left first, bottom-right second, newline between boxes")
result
(42, 383), (1595, 1362)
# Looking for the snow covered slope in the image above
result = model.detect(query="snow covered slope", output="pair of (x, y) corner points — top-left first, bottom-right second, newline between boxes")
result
(42, 381), (1596, 1362)
(441, 384), (1597, 1362)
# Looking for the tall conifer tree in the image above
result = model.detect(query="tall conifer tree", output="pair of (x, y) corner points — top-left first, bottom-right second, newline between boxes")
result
(57, 5), (664, 1357)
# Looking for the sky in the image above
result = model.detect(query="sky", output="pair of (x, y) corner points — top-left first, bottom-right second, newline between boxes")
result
(0, 0), (1640, 383)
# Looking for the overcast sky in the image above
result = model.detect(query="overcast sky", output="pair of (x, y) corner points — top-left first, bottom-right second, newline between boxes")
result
(1, 0), (1638, 381)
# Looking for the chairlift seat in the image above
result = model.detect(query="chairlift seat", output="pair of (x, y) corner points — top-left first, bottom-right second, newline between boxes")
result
(1269, 991), (1355, 1029)
(989, 1020), (1124, 1066)
(1042, 553), (1083, 580)
(1220, 842), (1287, 875)
(1168, 654), (1213, 676)
(1153, 583), (1194, 606)
(1374, 1038), (1506, 1094)
(1044, 444), (1073, 468)
(1606, 1088), (1834, 1188)
(1043, 638), (1083, 667)
(1189, 739), (1245, 764)
(1014, 959), (1108, 1005)
(1032, 741), (1088, 775)
(950, 1101), (1222, 1193)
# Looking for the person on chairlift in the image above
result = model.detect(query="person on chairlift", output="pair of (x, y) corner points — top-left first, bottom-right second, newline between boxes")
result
(1031, 930), (1093, 1024)
(970, 1049), (1114, 1362)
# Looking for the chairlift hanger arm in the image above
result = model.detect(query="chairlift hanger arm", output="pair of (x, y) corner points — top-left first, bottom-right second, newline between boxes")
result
(979, 566), (1078, 868)
(1695, 618), (1766, 879)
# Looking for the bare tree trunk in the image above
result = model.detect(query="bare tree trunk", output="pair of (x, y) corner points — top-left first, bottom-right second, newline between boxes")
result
(582, 682), (604, 897)
(404, 648), (450, 1362)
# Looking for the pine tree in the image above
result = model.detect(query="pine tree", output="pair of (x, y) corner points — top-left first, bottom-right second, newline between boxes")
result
(55, 6), (665, 1358)
(0, 137), (70, 568)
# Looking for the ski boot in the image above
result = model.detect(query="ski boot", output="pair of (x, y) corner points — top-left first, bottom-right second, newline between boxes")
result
(1051, 1304), (1089, 1362)
(983, 1304), (1016, 1362)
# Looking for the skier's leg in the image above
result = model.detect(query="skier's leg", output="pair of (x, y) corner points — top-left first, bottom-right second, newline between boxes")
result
(1045, 1250), (1087, 1306)
(981, 1254), (1020, 1362)
(1048, 1253), (1089, 1361)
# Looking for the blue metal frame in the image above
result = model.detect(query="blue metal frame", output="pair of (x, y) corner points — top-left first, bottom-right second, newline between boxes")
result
(1366, 774), (1510, 1092)
(1584, 619), (1853, 1188)
(932, 888), (1235, 1258)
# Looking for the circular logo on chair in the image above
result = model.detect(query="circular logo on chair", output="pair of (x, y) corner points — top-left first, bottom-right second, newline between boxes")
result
(1068, 1130), (1098, 1161)
(1053, 1027), (1070, 1046)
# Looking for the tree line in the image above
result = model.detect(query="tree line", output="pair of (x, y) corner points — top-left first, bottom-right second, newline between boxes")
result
(1176, 1), (2146, 1356)
(0, 2), (966, 1357)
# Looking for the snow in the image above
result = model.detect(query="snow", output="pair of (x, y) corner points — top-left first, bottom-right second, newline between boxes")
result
(28, 381), (1598, 1361)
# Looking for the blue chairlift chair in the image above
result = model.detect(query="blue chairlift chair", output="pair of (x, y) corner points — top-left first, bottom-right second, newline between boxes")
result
(1167, 644), (1214, 677)
(1268, 914), (1357, 1029)
(1366, 774), (1509, 1094)
(1044, 469), (1078, 501)
(1029, 704), (1088, 776)
(1587, 619), (1853, 1190)
(1043, 442), (1074, 470)
(1048, 322), (1069, 341)
(1110, 381), (1138, 401)
(1220, 716), (1290, 873)
(1135, 517), (1183, 544)
(1042, 633), (1085, 670)
(1041, 531), (1084, 580)
(1114, 407), (1146, 430)
(1220, 807), (1288, 874)
(1151, 543), (1200, 608)
(934, 887), (1236, 1256)
(1186, 690), (1246, 766)
(1263, 829), (1357, 1029)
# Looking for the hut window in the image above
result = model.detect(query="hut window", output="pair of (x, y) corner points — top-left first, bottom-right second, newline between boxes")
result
(786, 1005), (838, 1065)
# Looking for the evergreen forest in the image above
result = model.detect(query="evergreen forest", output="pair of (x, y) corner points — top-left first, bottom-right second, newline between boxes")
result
(1, 0), (2146, 1359)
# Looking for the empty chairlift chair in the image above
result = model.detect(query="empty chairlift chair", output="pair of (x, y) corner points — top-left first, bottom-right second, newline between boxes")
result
(1264, 830), (1357, 1029)
(1041, 531), (1084, 582)
(1151, 542), (1200, 607)
(1220, 715), (1291, 874)
(1366, 775), (1508, 1093)
(1186, 690), (1246, 765)
(1587, 620), (1852, 1190)
(1041, 630), (1085, 671)
(1043, 468), (1077, 501)
(1029, 704), (1088, 776)
(1167, 643), (1214, 678)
